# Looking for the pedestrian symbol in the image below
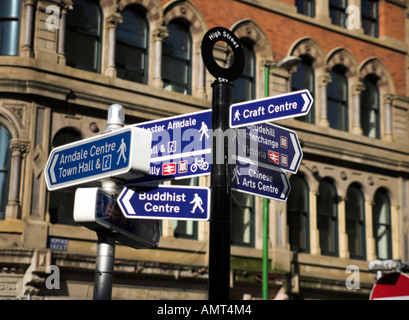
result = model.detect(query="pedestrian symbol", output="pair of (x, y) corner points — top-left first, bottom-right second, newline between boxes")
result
(116, 138), (127, 165)
(190, 193), (204, 213)
(232, 165), (241, 184)
(199, 121), (209, 141)
(233, 110), (241, 122)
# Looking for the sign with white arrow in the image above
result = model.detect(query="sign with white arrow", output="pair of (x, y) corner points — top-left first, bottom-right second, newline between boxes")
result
(118, 185), (211, 221)
(236, 122), (302, 174)
(229, 89), (313, 128)
(44, 126), (152, 191)
(74, 188), (160, 249)
(231, 156), (291, 201)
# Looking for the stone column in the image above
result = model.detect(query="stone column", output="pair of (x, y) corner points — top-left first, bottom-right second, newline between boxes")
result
(318, 72), (331, 127)
(5, 140), (30, 219)
(338, 196), (349, 258)
(315, 0), (331, 24)
(365, 201), (377, 261)
(384, 94), (393, 141)
(309, 191), (321, 255)
(105, 13), (123, 77)
(21, 0), (37, 58)
(195, 42), (206, 99)
(57, 2), (73, 64)
(152, 26), (168, 88)
(352, 81), (365, 135)
(391, 205), (400, 259)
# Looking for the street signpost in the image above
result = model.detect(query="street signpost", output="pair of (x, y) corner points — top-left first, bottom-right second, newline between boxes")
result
(370, 272), (409, 300)
(118, 185), (211, 221)
(44, 126), (152, 191)
(231, 156), (291, 201)
(74, 187), (160, 249)
(126, 110), (212, 185)
(236, 122), (303, 174)
(229, 89), (313, 128)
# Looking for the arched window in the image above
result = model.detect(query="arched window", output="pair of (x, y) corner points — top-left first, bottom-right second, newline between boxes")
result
(361, 75), (380, 138)
(0, 125), (11, 220)
(373, 188), (392, 259)
(231, 191), (255, 247)
(292, 55), (315, 123)
(317, 179), (338, 256)
(287, 174), (309, 253)
(0, 0), (21, 56)
(66, 0), (102, 72)
(233, 40), (255, 103)
(346, 184), (366, 259)
(116, 6), (149, 83)
(162, 21), (191, 94)
(49, 128), (82, 225)
(327, 66), (348, 131)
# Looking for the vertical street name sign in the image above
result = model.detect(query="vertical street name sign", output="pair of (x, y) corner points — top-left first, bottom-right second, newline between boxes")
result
(44, 126), (152, 191)
(126, 110), (212, 185)
(236, 122), (303, 174)
(118, 185), (211, 221)
(231, 158), (291, 201)
(229, 89), (313, 128)
(74, 188), (160, 249)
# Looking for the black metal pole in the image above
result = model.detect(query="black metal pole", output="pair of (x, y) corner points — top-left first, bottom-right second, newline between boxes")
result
(208, 81), (233, 300)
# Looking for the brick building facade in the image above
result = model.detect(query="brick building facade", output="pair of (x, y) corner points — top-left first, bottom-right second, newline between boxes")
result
(0, 0), (408, 299)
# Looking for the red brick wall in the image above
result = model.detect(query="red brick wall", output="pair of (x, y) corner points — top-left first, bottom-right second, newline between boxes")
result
(161, 0), (407, 95)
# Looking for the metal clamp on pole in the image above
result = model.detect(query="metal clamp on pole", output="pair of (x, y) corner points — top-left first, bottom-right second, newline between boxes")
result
(93, 103), (125, 300)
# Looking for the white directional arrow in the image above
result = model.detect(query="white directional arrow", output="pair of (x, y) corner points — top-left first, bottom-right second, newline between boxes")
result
(289, 132), (302, 172)
(301, 93), (310, 112)
(50, 154), (59, 183)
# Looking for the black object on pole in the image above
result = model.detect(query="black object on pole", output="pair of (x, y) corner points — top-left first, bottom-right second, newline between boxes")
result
(209, 81), (233, 300)
(201, 27), (244, 300)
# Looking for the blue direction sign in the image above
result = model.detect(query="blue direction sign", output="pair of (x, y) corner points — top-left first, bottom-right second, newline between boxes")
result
(44, 126), (152, 191)
(229, 89), (313, 128)
(236, 122), (302, 174)
(74, 188), (160, 249)
(231, 157), (290, 201)
(126, 110), (212, 185)
(118, 185), (211, 221)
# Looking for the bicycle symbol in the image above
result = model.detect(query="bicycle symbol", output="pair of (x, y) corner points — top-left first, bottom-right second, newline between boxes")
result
(190, 157), (209, 172)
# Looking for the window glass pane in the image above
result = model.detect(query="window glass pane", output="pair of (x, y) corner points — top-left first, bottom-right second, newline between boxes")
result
(287, 175), (309, 252)
(317, 180), (338, 256)
(233, 42), (255, 103)
(0, 0), (21, 56)
(346, 185), (365, 259)
(231, 191), (254, 247)
(330, 0), (347, 27)
(116, 8), (148, 83)
(296, 0), (315, 17)
(0, 126), (11, 220)
(361, 76), (380, 138)
(292, 57), (315, 123)
(373, 189), (392, 259)
(66, 0), (101, 72)
(49, 129), (82, 226)
(162, 22), (191, 94)
(362, 0), (378, 37)
(327, 67), (348, 131)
